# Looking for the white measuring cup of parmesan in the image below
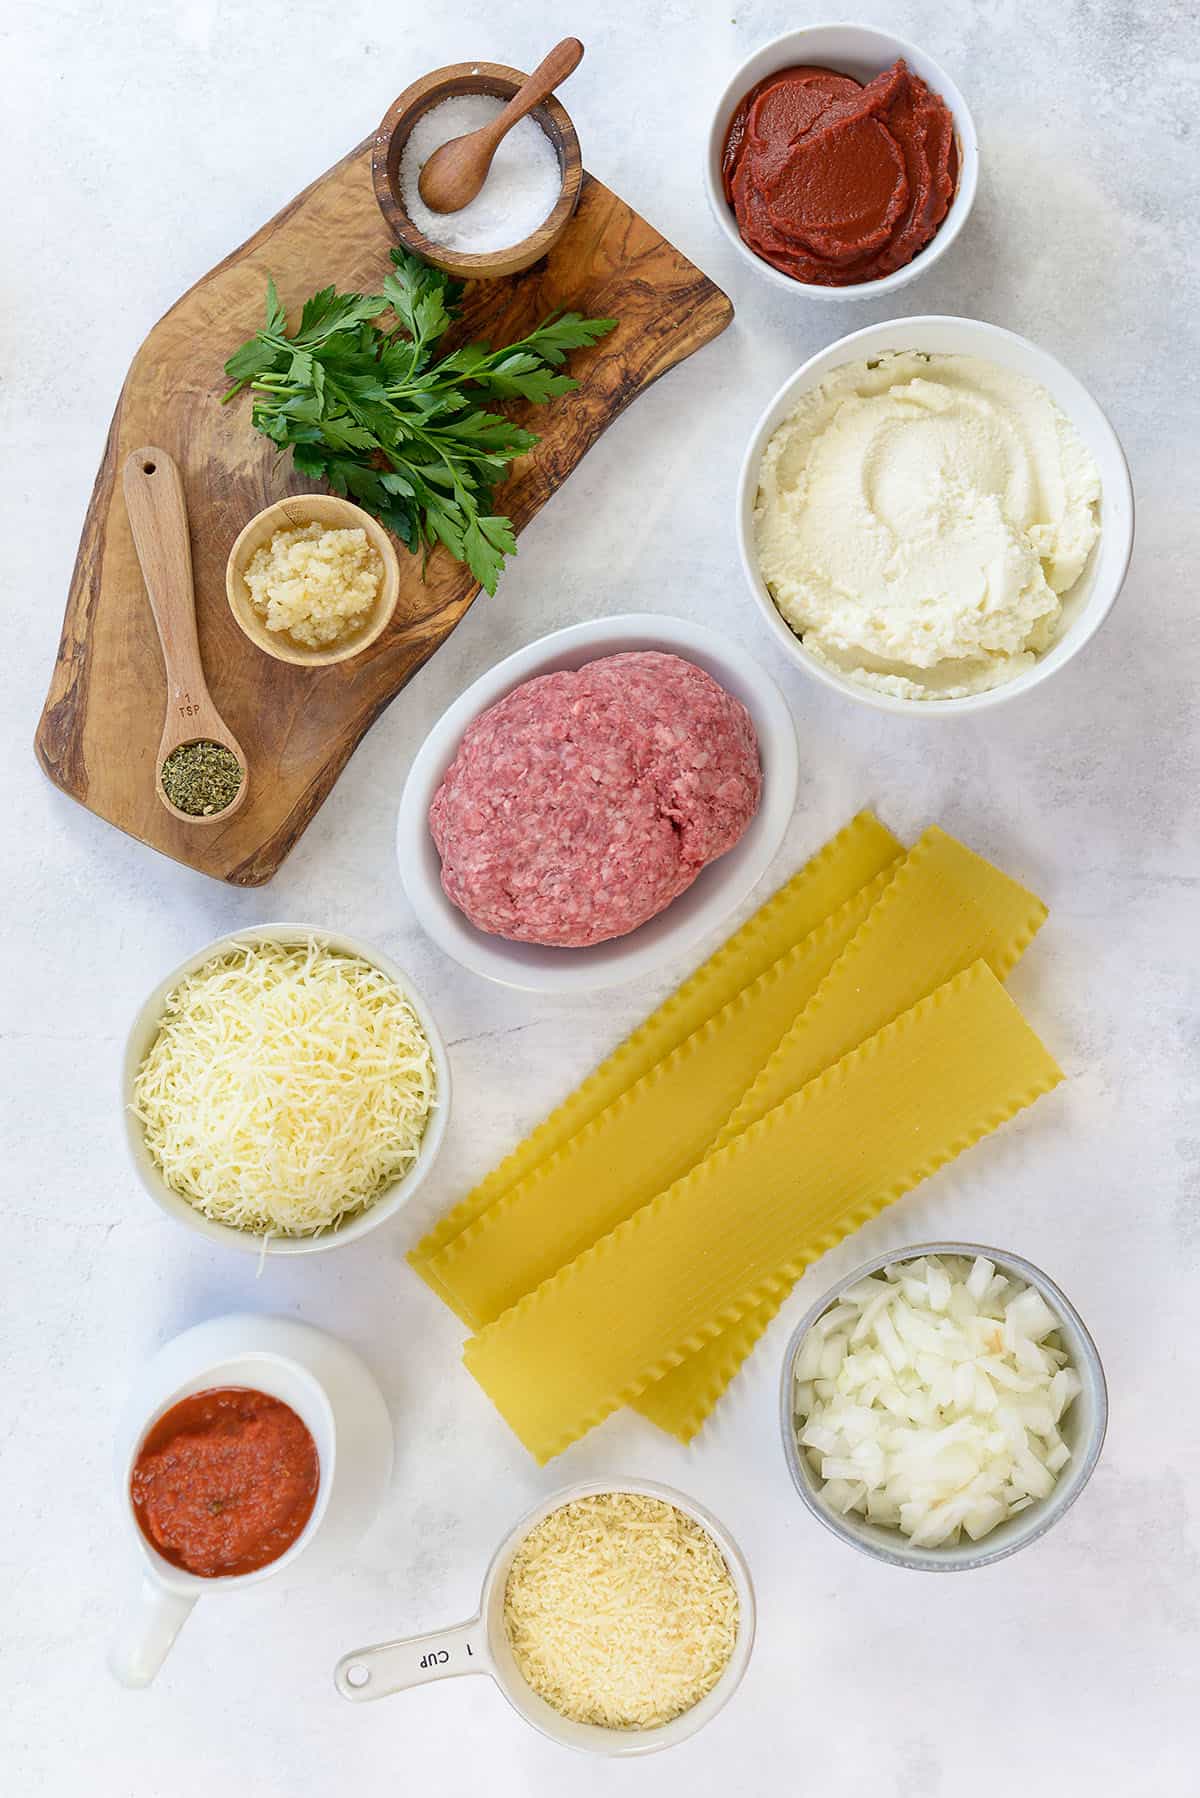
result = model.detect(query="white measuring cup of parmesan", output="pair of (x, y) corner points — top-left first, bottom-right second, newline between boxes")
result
(333, 1478), (756, 1756)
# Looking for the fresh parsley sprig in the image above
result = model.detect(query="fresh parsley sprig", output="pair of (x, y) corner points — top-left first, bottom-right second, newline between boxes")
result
(221, 250), (616, 594)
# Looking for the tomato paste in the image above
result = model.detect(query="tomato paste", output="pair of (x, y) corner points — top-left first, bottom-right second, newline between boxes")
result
(130, 1387), (319, 1578)
(722, 59), (957, 286)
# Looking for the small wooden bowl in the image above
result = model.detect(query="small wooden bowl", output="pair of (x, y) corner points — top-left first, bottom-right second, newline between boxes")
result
(226, 495), (401, 669)
(373, 61), (583, 280)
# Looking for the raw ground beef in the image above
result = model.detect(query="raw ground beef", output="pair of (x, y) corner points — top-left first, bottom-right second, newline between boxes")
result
(428, 651), (763, 948)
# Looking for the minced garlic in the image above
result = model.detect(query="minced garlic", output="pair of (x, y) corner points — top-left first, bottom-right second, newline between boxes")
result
(245, 522), (383, 649)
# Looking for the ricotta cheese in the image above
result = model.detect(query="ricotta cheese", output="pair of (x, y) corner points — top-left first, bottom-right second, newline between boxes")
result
(755, 351), (1102, 699)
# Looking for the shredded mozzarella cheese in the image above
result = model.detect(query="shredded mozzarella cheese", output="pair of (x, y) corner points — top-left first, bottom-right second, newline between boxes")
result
(793, 1254), (1082, 1547)
(133, 940), (436, 1238)
(503, 1493), (738, 1731)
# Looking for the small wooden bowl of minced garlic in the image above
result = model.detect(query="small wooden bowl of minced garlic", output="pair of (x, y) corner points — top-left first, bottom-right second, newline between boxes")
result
(226, 494), (400, 667)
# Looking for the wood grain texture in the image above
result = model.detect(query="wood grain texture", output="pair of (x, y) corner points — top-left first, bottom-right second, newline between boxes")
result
(35, 143), (733, 885)
(121, 447), (249, 828)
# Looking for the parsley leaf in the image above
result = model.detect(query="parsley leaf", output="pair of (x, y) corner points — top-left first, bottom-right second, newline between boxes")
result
(221, 251), (617, 594)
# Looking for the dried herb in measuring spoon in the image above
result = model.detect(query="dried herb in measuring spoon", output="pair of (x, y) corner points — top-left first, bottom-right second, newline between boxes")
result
(161, 741), (243, 817)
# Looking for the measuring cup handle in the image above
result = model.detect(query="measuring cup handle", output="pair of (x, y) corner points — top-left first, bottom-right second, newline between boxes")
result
(109, 1576), (197, 1688)
(334, 1617), (487, 1702)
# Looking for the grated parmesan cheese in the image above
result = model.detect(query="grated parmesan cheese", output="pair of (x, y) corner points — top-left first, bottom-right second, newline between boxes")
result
(503, 1493), (738, 1730)
(133, 940), (436, 1239)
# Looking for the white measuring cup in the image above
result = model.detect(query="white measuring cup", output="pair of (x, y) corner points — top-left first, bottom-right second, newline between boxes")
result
(334, 1478), (755, 1756)
(110, 1314), (392, 1687)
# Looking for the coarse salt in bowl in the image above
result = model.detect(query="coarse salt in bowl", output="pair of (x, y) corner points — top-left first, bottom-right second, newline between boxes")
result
(399, 94), (562, 255)
(373, 63), (582, 280)
(705, 24), (979, 301)
(396, 615), (799, 993)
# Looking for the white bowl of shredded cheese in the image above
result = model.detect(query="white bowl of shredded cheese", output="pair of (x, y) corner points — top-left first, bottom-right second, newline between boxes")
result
(780, 1244), (1107, 1570)
(123, 926), (450, 1256)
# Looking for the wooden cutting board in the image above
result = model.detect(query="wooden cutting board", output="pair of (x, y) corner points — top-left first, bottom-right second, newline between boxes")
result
(35, 145), (733, 885)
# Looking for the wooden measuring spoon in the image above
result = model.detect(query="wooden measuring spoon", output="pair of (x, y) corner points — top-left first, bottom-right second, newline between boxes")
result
(417, 38), (584, 214)
(122, 447), (249, 826)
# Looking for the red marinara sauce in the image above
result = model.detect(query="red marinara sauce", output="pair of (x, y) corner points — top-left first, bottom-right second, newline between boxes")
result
(722, 58), (958, 286)
(130, 1387), (320, 1578)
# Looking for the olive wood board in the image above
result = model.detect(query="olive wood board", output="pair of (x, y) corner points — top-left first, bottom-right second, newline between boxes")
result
(35, 144), (734, 885)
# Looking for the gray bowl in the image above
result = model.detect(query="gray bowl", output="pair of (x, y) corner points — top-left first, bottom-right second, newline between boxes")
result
(779, 1242), (1108, 1571)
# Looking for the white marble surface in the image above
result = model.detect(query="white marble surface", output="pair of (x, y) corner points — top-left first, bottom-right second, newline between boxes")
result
(3, 0), (1197, 1791)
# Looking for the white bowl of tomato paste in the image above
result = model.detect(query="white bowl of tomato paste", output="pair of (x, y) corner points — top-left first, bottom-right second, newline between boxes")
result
(705, 24), (979, 299)
(397, 615), (799, 992)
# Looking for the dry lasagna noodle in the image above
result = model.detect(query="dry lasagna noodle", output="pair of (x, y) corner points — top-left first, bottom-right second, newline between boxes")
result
(463, 962), (1063, 1464)
(421, 827), (1047, 1440)
(422, 862), (898, 1328)
(636, 826), (1048, 1439)
(410, 810), (902, 1291)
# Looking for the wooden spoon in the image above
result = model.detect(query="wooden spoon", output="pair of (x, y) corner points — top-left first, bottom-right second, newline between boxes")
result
(417, 38), (584, 214)
(122, 447), (249, 826)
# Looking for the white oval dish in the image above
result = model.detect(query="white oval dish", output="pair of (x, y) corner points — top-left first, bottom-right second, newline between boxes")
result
(111, 1313), (393, 1685)
(397, 615), (800, 992)
(334, 1477), (755, 1756)
(779, 1243), (1108, 1571)
(705, 23), (979, 301)
(123, 924), (451, 1256)
(737, 315), (1135, 715)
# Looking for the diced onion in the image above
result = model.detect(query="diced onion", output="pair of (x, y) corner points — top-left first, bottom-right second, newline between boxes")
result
(794, 1254), (1082, 1547)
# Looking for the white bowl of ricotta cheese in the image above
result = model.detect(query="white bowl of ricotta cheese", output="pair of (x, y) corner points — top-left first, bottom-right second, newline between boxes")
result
(736, 316), (1134, 713)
